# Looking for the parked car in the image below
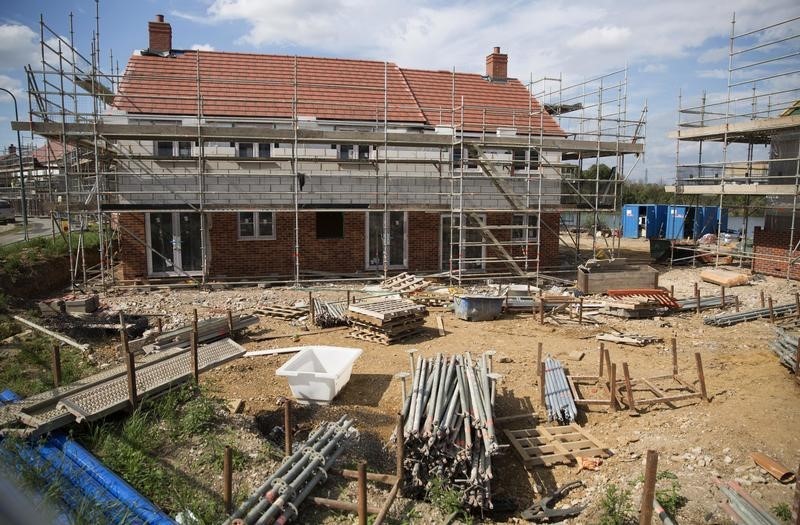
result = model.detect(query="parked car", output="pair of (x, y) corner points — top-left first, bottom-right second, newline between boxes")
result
(0, 200), (15, 224)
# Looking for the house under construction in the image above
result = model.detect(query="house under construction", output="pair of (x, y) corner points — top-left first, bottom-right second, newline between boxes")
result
(14, 13), (645, 289)
(667, 15), (800, 280)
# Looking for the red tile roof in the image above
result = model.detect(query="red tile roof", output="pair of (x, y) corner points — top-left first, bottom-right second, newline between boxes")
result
(115, 50), (564, 136)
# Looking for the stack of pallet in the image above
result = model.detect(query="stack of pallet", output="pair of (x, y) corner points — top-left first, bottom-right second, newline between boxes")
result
(347, 299), (428, 344)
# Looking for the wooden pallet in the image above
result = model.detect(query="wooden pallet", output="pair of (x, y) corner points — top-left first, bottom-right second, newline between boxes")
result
(348, 325), (423, 345)
(607, 289), (679, 309)
(259, 304), (308, 320)
(381, 272), (430, 293)
(503, 423), (610, 466)
(409, 293), (451, 307)
(348, 299), (427, 323)
(350, 315), (425, 331)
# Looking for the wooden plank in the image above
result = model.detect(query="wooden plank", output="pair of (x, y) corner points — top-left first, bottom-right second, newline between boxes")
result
(436, 315), (445, 336)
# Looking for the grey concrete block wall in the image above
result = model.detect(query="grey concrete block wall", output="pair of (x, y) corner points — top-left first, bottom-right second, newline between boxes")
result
(114, 140), (562, 210)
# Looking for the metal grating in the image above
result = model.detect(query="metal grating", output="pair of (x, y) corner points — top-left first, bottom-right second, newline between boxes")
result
(57, 339), (245, 423)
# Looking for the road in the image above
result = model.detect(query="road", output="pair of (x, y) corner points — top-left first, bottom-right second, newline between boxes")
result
(0, 217), (55, 246)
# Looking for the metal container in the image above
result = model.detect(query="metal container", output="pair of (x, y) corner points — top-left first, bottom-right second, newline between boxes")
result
(453, 295), (504, 321)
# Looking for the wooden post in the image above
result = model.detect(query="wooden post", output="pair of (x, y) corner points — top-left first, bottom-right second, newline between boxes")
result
(347, 290), (351, 305)
(694, 282), (701, 315)
(191, 309), (199, 382)
(536, 342), (542, 375)
(599, 342), (605, 377)
(622, 362), (635, 410)
(670, 285), (674, 298)
(396, 414), (404, 489)
(603, 346), (612, 383)
(223, 445), (233, 515)
(721, 286), (726, 309)
(578, 297), (584, 325)
(695, 353), (708, 402)
(539, 290), (545, 324)
(227, 309), (234, 335)
(760, 290), (765, 308)
(792, 461), (799, 525)
(539, 365), (546, 407)
(609, 363), (617, 412)
(284, 399), (292, 457)
(156, 317), (163, 334)
(671, 338), (678, 376)
(795, 292), (800, 319)
(309, 291), (315, 326)
(768, 296), (776, 323)
(735, 295), (740, 313)
(357, 461), (368, 525)
(121, 312), (137, 410)
(51, 345), (62, 387)
(640, 450), (659, 525)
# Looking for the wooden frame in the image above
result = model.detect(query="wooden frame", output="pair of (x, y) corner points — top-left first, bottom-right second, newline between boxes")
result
(564, 343), (618, 412)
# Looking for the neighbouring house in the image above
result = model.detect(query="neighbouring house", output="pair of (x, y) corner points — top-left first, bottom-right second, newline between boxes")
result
(100, 15), (574, 282)
(0, 141), (71, 216)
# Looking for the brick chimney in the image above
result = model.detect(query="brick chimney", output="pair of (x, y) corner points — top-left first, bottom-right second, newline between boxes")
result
(486, 46), (508, 81)
(148, 14), (172, 54)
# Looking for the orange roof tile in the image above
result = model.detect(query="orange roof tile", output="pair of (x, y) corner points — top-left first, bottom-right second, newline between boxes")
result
(115, 50), (564, 136)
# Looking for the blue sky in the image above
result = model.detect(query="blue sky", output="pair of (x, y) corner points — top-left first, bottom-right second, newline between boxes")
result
(0, 0), (798, 182)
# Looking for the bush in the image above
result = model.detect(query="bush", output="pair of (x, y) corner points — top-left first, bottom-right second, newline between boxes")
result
(599, 484), (634, 525)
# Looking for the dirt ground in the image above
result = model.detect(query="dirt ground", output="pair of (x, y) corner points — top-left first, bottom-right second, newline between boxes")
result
(80, 236), (800, 523)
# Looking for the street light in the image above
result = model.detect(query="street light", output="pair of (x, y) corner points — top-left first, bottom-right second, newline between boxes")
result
(0, 87), (28, 241)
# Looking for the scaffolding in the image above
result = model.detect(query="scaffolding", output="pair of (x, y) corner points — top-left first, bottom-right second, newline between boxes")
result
(668, 14), (800, 279)
(14, 10), (645, 290)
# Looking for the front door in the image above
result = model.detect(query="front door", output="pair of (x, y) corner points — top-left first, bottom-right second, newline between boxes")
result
(366, 211), (407, 269)
(147, 212), (203, 275)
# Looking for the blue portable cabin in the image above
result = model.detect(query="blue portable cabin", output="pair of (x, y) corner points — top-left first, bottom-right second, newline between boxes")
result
(621, 204), (667, 238)
(665, 205), (728, 239)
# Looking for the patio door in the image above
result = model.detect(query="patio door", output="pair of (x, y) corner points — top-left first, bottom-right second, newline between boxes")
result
(441, 214), (486, 271)
(146, 212), (203, 276)
(366, 211), (407, 269)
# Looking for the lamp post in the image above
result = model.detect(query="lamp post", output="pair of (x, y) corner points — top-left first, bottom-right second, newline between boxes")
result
(0, 87), (28, 241)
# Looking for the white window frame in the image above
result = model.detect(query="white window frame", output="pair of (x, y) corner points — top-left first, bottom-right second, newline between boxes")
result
(512, 213), (539, 242)
(364, 211), (408, 270)
(237, 211), (276, 241)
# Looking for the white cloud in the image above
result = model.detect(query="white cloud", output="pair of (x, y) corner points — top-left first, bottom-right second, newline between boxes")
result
(641, 63), (667, 73)
(191, 43), (216, 51)
(568, 26), (632, 50)
(0, 74), (23, 104)
(697, 69), (728, 79)
(0, 24), (39, 71)
(697, 46), (728, 64)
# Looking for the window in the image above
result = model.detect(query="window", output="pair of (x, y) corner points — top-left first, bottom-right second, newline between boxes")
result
(257, 143), (271, 158)
(238, 142), (254, 158)
(511, 149), (539, 174)
(316, 212), (344, 239)
(156, 141), (173, 157)
(451, 147), (477, 169)
(238, 212), (275, 240)
(178, 141), (192, 158)
(512, 214), (538, 241)
(338, 145), (353, 160)
(357, 145), (370, 160)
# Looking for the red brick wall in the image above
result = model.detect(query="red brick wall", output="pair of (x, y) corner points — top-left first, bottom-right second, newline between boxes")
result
(115, 210), (561, 280)
(118, 213), (147, 281)
(752, 226), (800, 280)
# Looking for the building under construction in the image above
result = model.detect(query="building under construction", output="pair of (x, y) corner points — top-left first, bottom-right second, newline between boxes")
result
(14, 13), (645, 289)
(667, 15), (800, 280)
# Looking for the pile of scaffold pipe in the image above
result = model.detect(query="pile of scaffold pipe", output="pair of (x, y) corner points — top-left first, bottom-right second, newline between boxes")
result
(542, 356), (578, 424)
(400, 351), (500, 510)
(223, 416), (357, 525)
(704, 302), (797, 327)
(771, 327), (799, 372)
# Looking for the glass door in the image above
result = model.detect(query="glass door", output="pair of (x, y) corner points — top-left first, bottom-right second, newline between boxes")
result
(147, 212), (203, 275)
(441, 214), (485, 271)
(367, 211), (407, 269)
(148, 212), (175, 274)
